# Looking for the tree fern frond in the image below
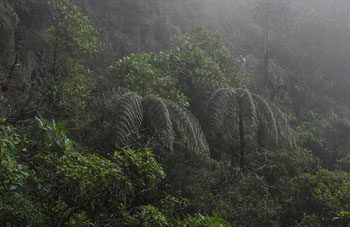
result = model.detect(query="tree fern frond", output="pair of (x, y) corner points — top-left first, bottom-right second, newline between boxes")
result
(97, 88), (143, 146)
(113, 92), (143, 144)
(236, 88), (257, 123)
(99, 87), (131, 113)
(142, 96), (175, 150)
(268, 101), (295, 147)
(208, 88), (237, 132)
(208, 87), (295, 149)
(191, 77), (227, 93)
(166, 101), (210, 155)
(252, 94), (278, 143)
(97, 88), (209, 155)
(208, 88), (259, 131)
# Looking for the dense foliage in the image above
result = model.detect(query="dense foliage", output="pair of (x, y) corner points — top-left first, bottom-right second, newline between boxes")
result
(1, 0), (350, 226)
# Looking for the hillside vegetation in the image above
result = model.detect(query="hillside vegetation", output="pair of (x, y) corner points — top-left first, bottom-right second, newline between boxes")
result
(1, 0), (350, 226)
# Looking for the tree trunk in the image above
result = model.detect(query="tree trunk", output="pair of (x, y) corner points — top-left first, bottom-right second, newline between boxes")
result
(263, 28), (276, 101)
(257, 122), (264, 153)
(239, 106), (245, 170)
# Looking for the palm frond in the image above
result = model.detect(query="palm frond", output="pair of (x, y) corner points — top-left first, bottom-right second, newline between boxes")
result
(97, 88), (209, 155)
(142, 96), (175, 150)
(208, 88), (237, 132)
(236, 88), (257, 122)
(208, 88), (258, 130)
(95, 88), (143, 148)
(268, 101), (296, 147)
(208, 87), (295, 148)
(191, 77), (227, 93)
(252, 94), (278, 143)
(166, 101), (210, 155)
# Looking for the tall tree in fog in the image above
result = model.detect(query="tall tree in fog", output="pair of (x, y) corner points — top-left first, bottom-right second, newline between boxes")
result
(208, 87), (295, 169)
(253, 0), (292, 101)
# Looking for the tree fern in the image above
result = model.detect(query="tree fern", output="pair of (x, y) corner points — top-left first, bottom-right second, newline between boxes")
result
(208, 88), (257, 132)
(207, 87), (295, 168)
(96, 88), (209, 156)
(208, 87), (294, 146)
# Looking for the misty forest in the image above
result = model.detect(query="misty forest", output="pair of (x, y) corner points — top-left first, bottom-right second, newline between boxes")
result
(1, 0), (350, 226)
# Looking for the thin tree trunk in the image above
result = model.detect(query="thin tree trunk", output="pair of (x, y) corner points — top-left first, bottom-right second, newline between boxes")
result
(263, 29), (269, 80)
(231, 144), (237, 168)
(257, 122), (264, 153)
(263, 28), (276, 101)
(239, 105), (245, 169)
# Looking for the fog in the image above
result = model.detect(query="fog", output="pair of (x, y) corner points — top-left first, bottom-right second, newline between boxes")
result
(2, 0), (350, 225)
(78, 0), (350, 111)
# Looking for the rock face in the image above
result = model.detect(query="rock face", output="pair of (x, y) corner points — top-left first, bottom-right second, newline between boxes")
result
(0, 1), (16, 73)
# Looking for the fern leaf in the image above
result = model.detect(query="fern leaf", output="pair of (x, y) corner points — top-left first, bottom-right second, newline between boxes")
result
(208, 87), (295, 149)
(142, 96), (175, 150)
(208, 88), (237, 132)
(166, 101), (210, 155)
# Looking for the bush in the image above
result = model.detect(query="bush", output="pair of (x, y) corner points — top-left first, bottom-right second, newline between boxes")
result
(0, 119), (43, 226)
(279, 169), (350, 226)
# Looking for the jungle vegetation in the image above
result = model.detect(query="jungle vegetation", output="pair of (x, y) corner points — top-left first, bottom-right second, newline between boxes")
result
(1, 0), (350, 226)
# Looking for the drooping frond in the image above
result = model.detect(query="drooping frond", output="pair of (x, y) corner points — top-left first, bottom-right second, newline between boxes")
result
(97, 88), (209, 155)
(98, 88), (143, 145)
(208, 87), (295, 148)
(329, 110), (350, 129)
(252, 94), (278, 143)
(208, 88), (237, 132)
(114, 92), (143, 143)
(166, 101), (210, 155)
(191, 77), (227, 93)
(208, 88), (258, 131)
(142, 96), (175, 149)
(267, 101), (296, 147)
(235, 88), (257, 122)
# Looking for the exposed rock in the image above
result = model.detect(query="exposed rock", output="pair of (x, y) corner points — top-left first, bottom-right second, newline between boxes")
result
(0, 1), (16, 72)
